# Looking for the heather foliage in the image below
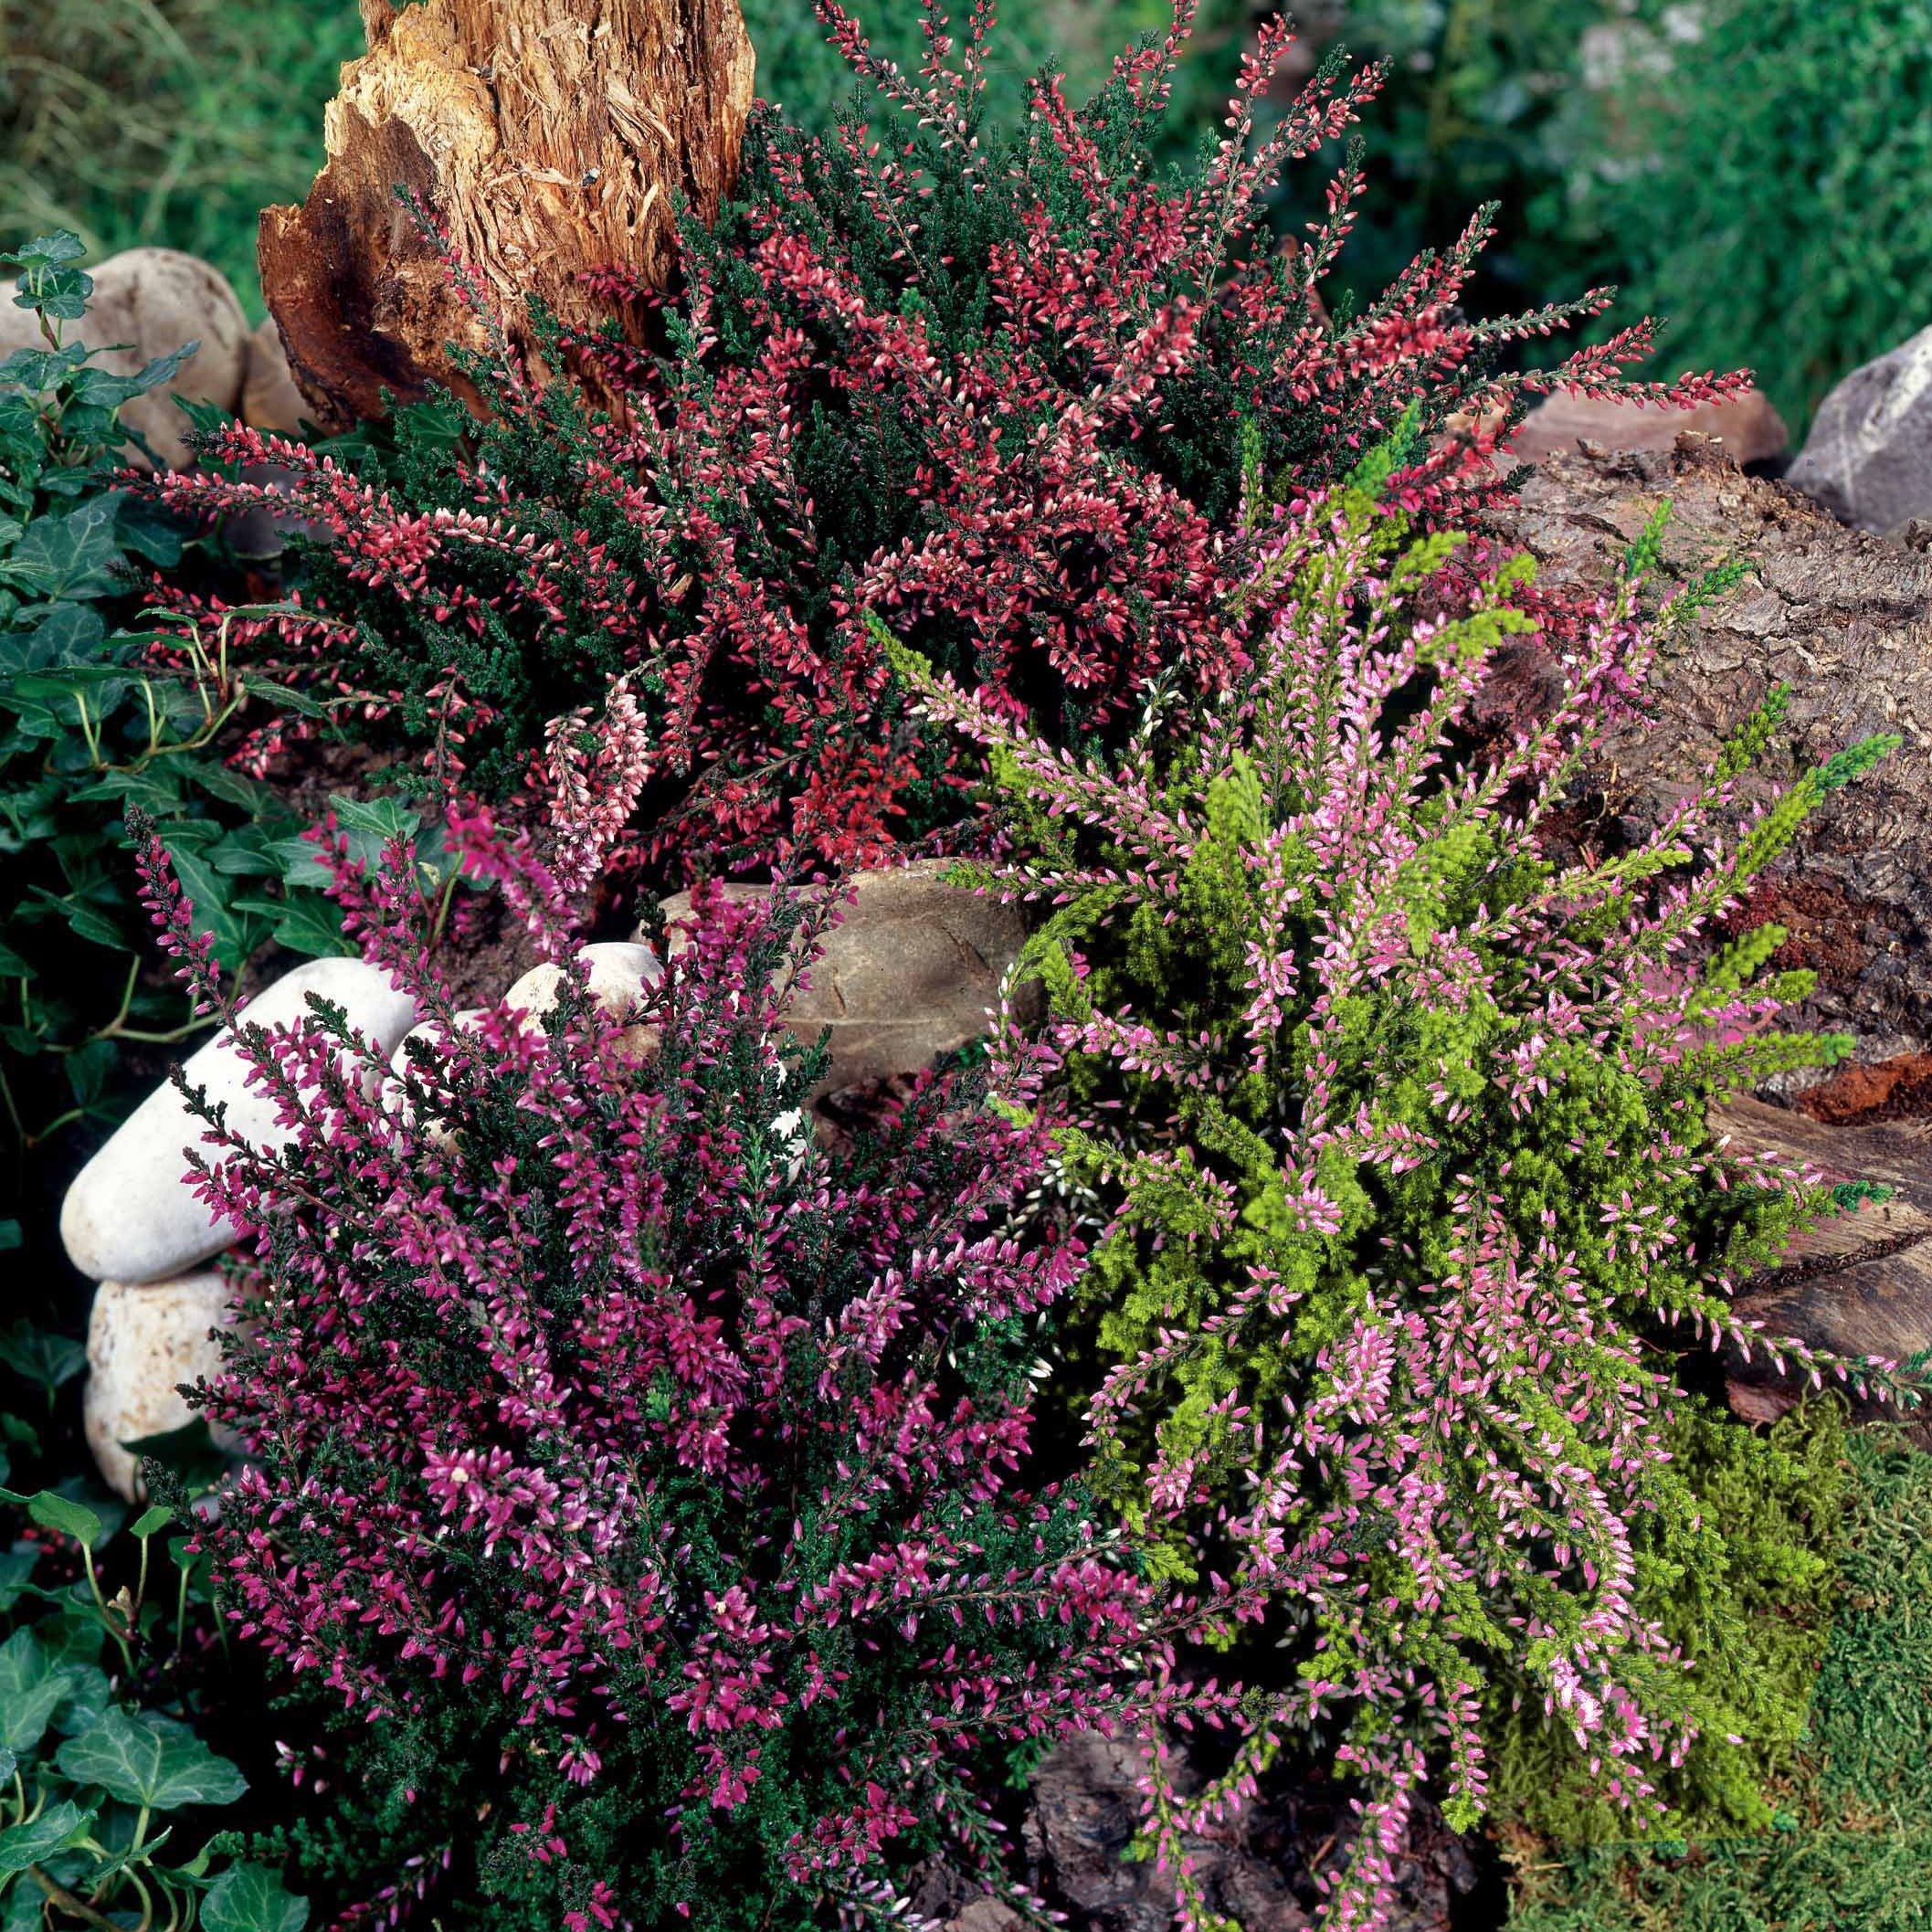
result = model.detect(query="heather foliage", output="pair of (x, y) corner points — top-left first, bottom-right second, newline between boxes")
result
(133, 811), (1214, 1931)
(888, 474), (1906, 1928)
(1485, 1398), (1847, 1844)
(147, 0), (1740, 875)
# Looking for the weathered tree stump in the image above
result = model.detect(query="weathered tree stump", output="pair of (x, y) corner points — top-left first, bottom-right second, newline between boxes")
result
(259, 0), (755, 430)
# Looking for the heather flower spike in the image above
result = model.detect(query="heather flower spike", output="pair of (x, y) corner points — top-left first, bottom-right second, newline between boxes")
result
(137, 0), (1740, 880)
(887, 470), (1910, 1928)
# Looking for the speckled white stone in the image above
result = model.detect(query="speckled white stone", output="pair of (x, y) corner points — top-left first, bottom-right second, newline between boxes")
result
(501, 942), (661, 1053)
(60, 958), (419, 1283)
(84, 1272), (237, 1502)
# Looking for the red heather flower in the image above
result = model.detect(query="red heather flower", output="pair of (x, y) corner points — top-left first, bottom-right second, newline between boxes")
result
(138, 0), (1740, 877)
(133, 811), (1252, 1930)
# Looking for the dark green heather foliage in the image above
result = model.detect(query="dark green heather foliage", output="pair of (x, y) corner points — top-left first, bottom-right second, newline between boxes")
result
(1507, 1427), (1932, 1932)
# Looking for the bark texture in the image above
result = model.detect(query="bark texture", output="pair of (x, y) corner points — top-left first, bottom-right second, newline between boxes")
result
(1712, 1096), (1932, 1443)
(259, 0), (754, 431)
(1480, 433), (1932, 1067)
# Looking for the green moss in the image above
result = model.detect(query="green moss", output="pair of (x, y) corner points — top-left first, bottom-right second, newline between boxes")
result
(1507, 1428), (1932, 1932)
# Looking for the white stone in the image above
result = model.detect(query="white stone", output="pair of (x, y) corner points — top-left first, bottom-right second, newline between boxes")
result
(501, 943), (661, 1053)
(84, 1272), (238, 1503)
(60, 959), (420, 1283)
(390, 1007), (488, 1078)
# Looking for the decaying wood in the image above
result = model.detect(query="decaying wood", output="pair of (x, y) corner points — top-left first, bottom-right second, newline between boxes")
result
(1482, 434), (1932, 1068)
(259, 0), (755, 431)
(1711, 1096), (1932, 1440)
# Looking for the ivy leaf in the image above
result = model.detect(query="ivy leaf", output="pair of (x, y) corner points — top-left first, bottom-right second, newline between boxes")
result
(54, 1707), (248, 1809)
(0, 1488), (102, 1549)
(0, 498), (121, 601)
(230, 892), (354, 960)
(2, 232), (89, 270)
(69, 345), (197, 414)
(0, 1547), (37, 1615)
(0, 1799), (95, 1878)
(203, 1864), (311, 1932)
(0, 1629), (66, 1757)
(158, 832), (266, 973)
(0, 1321), (85, 1399)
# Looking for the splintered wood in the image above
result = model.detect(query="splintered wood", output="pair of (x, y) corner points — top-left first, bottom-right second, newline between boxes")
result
(259, 0), (754, 430)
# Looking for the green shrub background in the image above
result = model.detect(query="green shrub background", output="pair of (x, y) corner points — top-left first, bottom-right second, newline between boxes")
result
(9, 0), (1932, 428)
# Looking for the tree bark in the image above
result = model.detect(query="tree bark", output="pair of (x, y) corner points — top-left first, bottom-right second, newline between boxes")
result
(1712, 1096), (1932, 1443)
(259, 0), (755, 432)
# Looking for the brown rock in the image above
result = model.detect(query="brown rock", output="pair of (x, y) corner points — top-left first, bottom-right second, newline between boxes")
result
(1479, 434), (1932, 1067)
(0, 248), (248, 468)
(1796, 1050), (1932, 1125)
(1713, 1096), (1932, 1442)
(241, 316), (311, 436)
(939, 1904), (1028, 1932)
(1022, 1733), (1312, 1932)
(1017, 1734), (1476, 1932)
(648, 862), (1030, 1111)
(1506, 386), (1789, 467)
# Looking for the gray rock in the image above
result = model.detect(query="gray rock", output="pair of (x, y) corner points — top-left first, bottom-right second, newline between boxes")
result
(1789, 323), (1932, 533)
(60, 958), (419, 1283)
(0, 248), (249, 469)
(84, 1272), (236, 1502)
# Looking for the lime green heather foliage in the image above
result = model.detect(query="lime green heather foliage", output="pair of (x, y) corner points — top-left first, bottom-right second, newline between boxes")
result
(1508, 1427), (1932, 1932)
(885, 467), (1908, 1927)
(1487, 1399), (1847, 1846)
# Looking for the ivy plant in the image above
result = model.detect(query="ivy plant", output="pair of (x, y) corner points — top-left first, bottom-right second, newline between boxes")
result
(0, 232), (386, 1167)
(0, 1322), (308, 1931)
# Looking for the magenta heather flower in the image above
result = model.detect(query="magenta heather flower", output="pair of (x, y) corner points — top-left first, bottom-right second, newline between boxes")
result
(128, 808), (1257, 1932)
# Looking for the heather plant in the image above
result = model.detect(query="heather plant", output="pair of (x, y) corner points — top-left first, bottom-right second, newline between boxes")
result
(885, 470), (1909, 1928)
(144, 0), (1741, 876)
(131, 808), (1240, 1931)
